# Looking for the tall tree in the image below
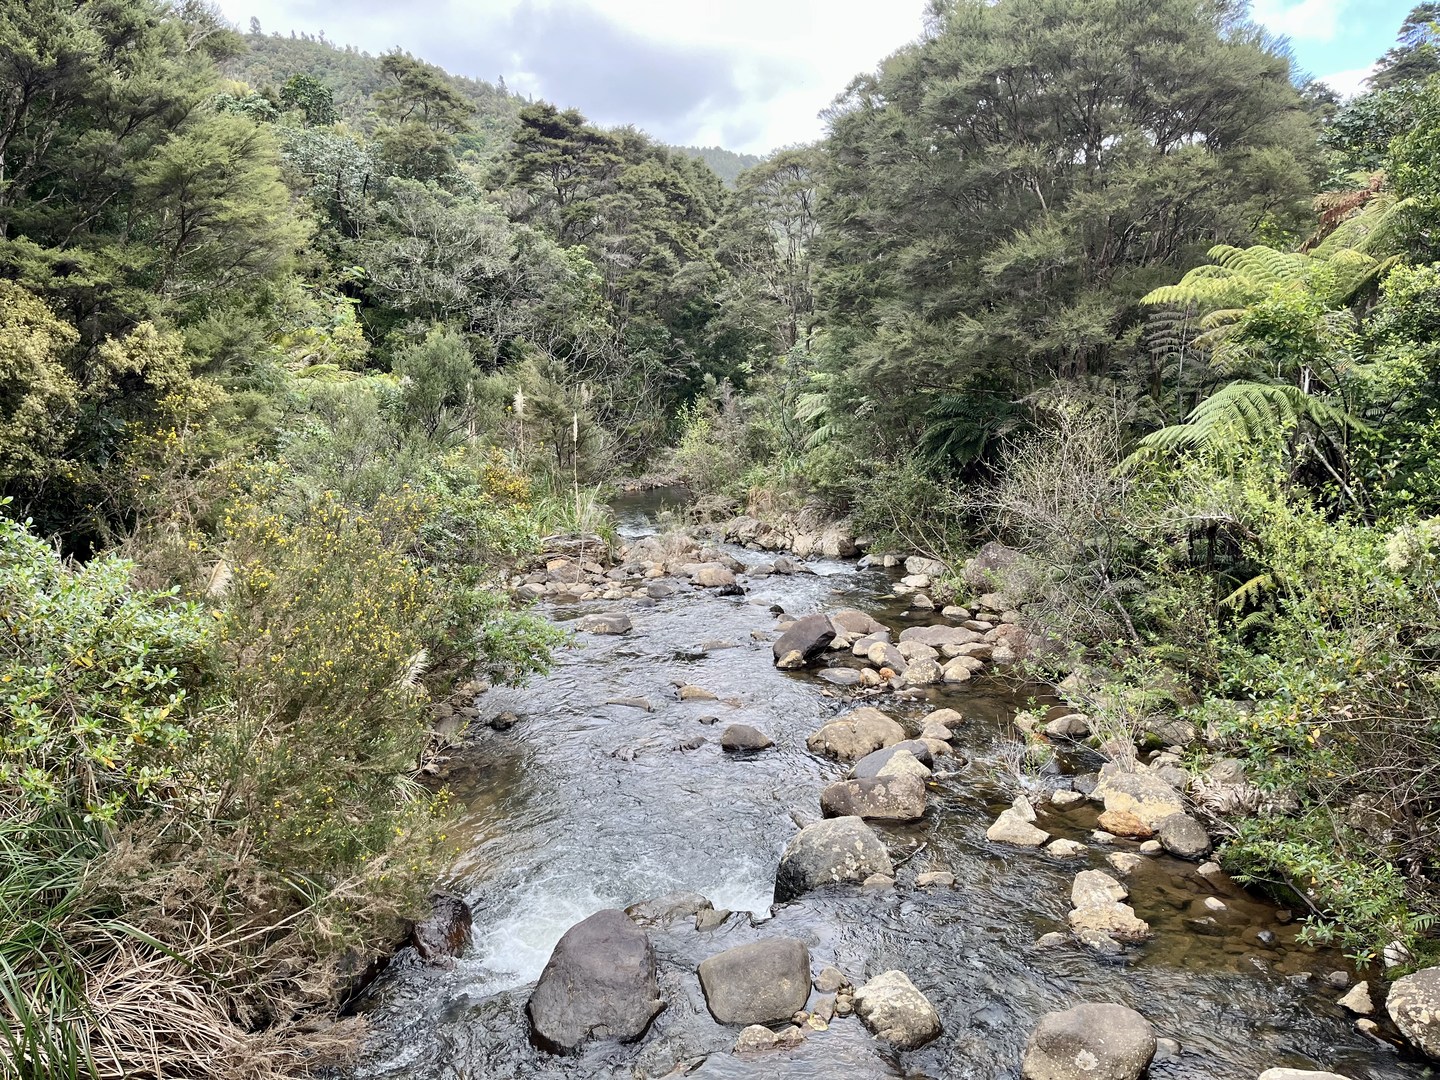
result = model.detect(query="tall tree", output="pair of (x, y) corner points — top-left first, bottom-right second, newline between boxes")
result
(1372, 3), (1440, 89)
(812, 0), (1317, 456)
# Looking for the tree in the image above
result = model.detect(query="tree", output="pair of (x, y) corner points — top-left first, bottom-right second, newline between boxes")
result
(279, 72), (338, 125)
(711, 148), (821, 356)
(1372, 3), (1440, 90)
(811, 0), (1318, 458)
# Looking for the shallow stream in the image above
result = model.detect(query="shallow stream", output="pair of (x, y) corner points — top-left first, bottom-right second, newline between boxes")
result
(355, 489), (1427, 1080)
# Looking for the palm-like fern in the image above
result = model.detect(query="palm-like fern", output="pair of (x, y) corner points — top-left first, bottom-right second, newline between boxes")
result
(1128, 381), (1367, 458)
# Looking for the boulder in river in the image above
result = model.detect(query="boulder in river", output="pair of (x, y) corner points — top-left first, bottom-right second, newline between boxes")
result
(1067, 870), (1151, 943)
(806, 707), (906, 761)
(692, 563), (737, 588)
(773, 614), (836, 669)
(820, 773), (927, 822)
(577, 613), (632, 635)
(1157, 813), (1212, 860)
(720, 724), (775, 752)
(411, 891), (472, 965)
(1387, 966), (1440, 1058)
(774, 815), (894, 902)
(1022, 1003), (1156, 1080)
(526, 909), (664, 1054)
(987, 807), (1049, 847)
(850, 740), (934, 778)
(853, 970), (942, 1049)
(831, 607), (888, 636)
(1095, 765), (1185, 828)
(698, 938), (811, 1026)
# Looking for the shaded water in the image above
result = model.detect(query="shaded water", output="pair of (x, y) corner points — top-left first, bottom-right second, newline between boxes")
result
(356, 489), (1427, 1079)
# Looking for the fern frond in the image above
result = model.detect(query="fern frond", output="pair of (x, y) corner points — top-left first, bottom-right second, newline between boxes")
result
(1221, 573), (1276, 611)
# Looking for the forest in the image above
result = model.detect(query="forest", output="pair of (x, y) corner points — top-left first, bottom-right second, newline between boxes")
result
(4, 0), (1440, 1075)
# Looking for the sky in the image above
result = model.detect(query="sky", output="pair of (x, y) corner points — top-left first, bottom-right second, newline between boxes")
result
(213, 0), (1422, 155)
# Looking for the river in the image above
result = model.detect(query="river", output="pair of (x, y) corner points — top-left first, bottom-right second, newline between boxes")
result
(354, 489), (1423, 1080)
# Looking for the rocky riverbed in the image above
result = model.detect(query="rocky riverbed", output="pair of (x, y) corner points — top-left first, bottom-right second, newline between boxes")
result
(351, 488), (1431, 1080)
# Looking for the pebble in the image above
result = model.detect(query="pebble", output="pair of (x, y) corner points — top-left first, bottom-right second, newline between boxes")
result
(1155, 1037), (1182, 1059)
(1050, 789), (1085, 807)
(1139, 839), (1163, 855)
(916, 871), (956, 888)
(1196, 860), (1222, 877)
(1203, 897), (1227, 913)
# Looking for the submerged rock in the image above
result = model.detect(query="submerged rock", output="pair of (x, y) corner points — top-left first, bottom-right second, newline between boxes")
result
(1068, 870), (1151, 943)
(1257, 1071), (1353, 1080)
(774, 816), (894, 902)
(526, 909), (663, 1054)
(1022, 1003), (1156, 1080)
(853, 970), (942, 1049)
(698, 938), (811, 1026)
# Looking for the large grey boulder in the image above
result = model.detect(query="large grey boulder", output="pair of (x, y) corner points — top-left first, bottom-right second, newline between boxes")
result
(806, 707), (906, 761)
(962, 541), (1020, 590)
(773, 614), (836, 669)
(698, 938), (811, 1026)
(820, 774), (928, 822)
(853, 970), (942, 1049)
(1387, 966), (1440, 1058)
(897, 624), (982, 648)
(1022, 1003), (1156, 1080)
(774, 816), (894, 902)
(1157, 813), (1211, 860)
(527, 909), (664, 1054)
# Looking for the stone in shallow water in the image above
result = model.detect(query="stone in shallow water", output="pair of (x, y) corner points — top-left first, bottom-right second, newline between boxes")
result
(774, 816), (894, 902)
(698, 938), (811, 1026)
(1022, 1003), (1155, 1080)
(853, 970), (942, 1049)
(720, 724), (774, 752)
(988, 808), (1050, 847)
(577, 612), (632, 635)
(526, 909), (663, 1054)
(817, 667), (864, 687)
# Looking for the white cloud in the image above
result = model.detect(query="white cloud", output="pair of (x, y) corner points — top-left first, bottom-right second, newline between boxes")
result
(1250, 0), (1347, 43)
(1319, 62), (1379, 98)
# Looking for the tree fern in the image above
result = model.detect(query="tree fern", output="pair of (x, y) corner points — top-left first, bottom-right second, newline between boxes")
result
(1128, 381), (1367, 460)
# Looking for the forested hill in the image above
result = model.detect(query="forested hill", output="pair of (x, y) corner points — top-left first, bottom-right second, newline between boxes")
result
(222, 30), (524, 163)
(224, 32), (761, 177)
(673, 145), (765, 186)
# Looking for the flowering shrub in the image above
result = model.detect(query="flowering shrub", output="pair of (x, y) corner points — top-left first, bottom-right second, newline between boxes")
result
(0, 509), (211, 823)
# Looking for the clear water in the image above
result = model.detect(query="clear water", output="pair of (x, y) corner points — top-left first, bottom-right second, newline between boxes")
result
(353, 490), (1428, 1080)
